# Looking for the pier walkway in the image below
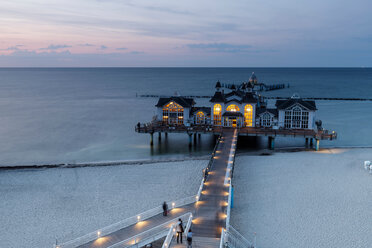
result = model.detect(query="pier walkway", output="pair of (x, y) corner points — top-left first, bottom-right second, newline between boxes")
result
(168, 130), (236, 248)
(59, 129), (236, 248)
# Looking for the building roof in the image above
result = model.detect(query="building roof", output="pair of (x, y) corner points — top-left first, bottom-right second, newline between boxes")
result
(242, 92), (257, 103)
(191, 107), (211, 116)
(155, 96), (195, 108)
(210, 91), (225, 103)
(222, 112), (243, 117)
(256, 108), (278, 116)
(275, 98), (317, 110)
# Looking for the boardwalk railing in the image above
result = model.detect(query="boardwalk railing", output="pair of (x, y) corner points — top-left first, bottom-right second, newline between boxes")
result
(225, 225), (254, 248)
(55, 197), (197, 248)
(162, 213), (193, 248)
(108, 212), (192, 248)
(162, 223), (177, 248)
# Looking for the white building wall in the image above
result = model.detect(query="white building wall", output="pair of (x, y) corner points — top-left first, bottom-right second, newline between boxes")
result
(278, 110), (285, 128)
(156, 107), (163, 121)
(184, 108), (190, 125)
(308, 111), (316, 129)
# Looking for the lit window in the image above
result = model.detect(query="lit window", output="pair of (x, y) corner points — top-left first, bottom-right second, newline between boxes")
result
(226, 104), (240, 112)
(196, 111), (205, 124)
(162, 101), (184, 125)
(213, 104), (222, 125)
(244, 104), (253, 127)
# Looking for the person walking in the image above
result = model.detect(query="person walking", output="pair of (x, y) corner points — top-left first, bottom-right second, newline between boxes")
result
(162, 201), (168, 216)
(186, 228), (193, 248)
(176, 218), (184, 243)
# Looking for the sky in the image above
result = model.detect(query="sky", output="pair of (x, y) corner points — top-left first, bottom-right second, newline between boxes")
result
(0, 0), (371, 67)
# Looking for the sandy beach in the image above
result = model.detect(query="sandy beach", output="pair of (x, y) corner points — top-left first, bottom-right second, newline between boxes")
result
(231, 148), (372, 248)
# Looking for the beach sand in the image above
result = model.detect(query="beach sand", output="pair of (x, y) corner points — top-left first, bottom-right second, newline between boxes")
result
(231, 148), (372, 248)
(0, 160), (207, 248)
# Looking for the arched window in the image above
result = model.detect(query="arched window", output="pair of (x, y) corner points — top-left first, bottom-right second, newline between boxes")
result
(213, 104), (222, 125)
(163, 101), (184, 125)
(196, 111), (205, 124)
(261, 113), (272, 127)
(284, 106), (309, 129)
(244, 104), (253, 127)
(226, 104), (240, 112)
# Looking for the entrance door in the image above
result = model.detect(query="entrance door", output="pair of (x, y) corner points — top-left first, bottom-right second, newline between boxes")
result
(232, 119), (237, 128)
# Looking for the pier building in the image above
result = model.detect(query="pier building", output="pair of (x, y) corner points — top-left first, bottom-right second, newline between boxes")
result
(136, 73), (336, 150)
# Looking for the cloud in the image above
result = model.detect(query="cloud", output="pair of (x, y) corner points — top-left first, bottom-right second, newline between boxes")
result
(98, 45), (108, 50)
(78, 43), (94, 47)
(116, 47), (127, 50)
(129, 51), (144, 54)
(186, 43), (252, 53)
(39, 44), (72, 50)
(0, 46), (22, 51)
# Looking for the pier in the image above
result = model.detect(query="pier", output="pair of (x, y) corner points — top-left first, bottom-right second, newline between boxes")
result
(136, 122), (337, 151)
(56, 130), (242, 248)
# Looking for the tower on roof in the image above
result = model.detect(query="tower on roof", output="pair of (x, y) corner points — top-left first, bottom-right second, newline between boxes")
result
(215, 81), (221, 91)
(249, 72), (258, 84)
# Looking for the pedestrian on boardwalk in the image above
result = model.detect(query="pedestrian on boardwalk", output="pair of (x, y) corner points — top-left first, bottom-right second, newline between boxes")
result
(186, 228), (192, 248)
(162, 201), (168, 216)
(176, 218), (184, 243)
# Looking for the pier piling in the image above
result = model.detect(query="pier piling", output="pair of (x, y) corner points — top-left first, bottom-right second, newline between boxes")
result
(310, 138), (313, 147)
(268, 136), (275, 150)
(158, 132), (161, 141)
(188, 134), (192, 147)
(305, 137), (309, 147)
(150, 133), (154, 146)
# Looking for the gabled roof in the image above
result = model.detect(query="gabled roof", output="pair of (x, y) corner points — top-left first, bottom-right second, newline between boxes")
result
(275, 98), (317, 110)
(191, 107), (211, 115)
(222, 111), (243, 117)
(210, 91), (225, 103)
(210, 88), (258, 104)
(155, 97), (195, 108)
(257, 108), (278, 116)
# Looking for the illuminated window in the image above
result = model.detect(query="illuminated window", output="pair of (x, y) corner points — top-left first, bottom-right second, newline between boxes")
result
(196, 111), (205, 124)
(244, 104), (253, 127)
(162, 101), (184, 125)
(226, 104), (240, 112)
(213, 104), (222, 125)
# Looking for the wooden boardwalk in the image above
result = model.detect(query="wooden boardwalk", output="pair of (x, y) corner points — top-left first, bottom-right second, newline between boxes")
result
(75, 130), (235, 248)
(76, 205), (194, 248)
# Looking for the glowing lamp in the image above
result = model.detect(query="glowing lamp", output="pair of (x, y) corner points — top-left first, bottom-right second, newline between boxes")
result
(137, 215), (141, 221)
(97, 231), (101, 237)
(172, 202), (175, 208)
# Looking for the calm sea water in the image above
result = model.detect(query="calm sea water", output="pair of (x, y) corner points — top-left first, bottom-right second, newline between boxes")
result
(1, 68), (372, 165)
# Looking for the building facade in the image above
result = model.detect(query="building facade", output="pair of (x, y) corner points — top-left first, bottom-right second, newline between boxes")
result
(154, 76), (317, 130)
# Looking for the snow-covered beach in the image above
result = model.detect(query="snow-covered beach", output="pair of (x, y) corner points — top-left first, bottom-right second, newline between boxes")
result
(231, 148), (372, 248)
(0, 160), (207, 248)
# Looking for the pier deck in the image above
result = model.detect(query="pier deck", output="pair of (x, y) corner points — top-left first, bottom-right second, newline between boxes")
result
(135, 122), (337, 140)
(70, 130), (235, 248)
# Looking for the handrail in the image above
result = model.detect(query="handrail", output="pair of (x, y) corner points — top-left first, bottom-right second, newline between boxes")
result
(184, 213), (193, 235)
(219, 228), (225, 248)
(162, 223), (176, 248)
(162, 213), (193, 248)
(55, 196), (197, 248)
(109, 212), (192, 248)
(225, 225), (254, 248)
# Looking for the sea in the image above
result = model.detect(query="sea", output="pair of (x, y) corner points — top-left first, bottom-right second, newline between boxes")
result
(1, 67), (372, 166)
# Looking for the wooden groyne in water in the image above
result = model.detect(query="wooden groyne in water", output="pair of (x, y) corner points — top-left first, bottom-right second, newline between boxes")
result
(137, 94), (372, 101)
